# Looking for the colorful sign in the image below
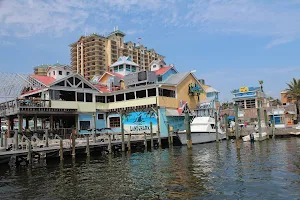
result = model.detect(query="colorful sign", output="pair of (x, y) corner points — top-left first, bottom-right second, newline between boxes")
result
(239, 86), (249, 93)
(123, 111), (158, 133)
(188, 83), (202, 96)
(234, 92), (256, 98)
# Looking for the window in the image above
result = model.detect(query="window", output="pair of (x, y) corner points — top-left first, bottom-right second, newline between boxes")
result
(53, 71), (56, 75)
(119, 65), (124, 71)
(158, 88), (175, 98)
(132, 66), (136, 72)
(126, 92), (135, 100)
(136, 90), (146, 98)
(114, 66), (119, 72)
(85, 93), (93, 102)
(109, 117), (120, 128)
(148, 88), (156, 97)
(66, 72), (70, 75)
(235, 100), (245, 109)
(59, 71), (62, 75)
(98, 114), (104, 120)
(96, 96), (105, 103)
(77, 93), (84, 102)
(107, 95), (115, 103)
(126, 65), (131, 71)
(80, 121), (90, 130)
(157, 76), (162, 82)
(246, 99), (256, 108)
(153, 64), (156, 68)
(116, 94), (124, 102)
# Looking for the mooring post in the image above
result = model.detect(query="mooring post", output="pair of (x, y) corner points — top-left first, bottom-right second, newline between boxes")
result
(71, 128), (76, 158)
(257, 101), (262, 141)
(121, 112), (125, 152)
(3, 133), (7, 150)
(224, 114), (229, 140)
(14, 129), (18, 150)
(156, 97), (162, 148)
(150, 122), (154, 149)
(185, 112), (192, 149)
(86, 135), (90, 157)
(108, 134), (112, 154)
(144, 132), (147, 150)
(127, 133), (131, 151)
(214, 112), (219, 142)
(0, 132), (3, 147)
(59, 139), (63, 161)
(234, 103), (240, 148)
(45, 129), (49, 147)
(167, 123), (171, 146)
(272, 119), (275, 139)
(264, 109), (269, 139)
(27, 140), (32, 164)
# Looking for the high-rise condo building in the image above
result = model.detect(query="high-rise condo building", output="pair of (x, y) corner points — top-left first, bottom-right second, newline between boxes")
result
(69, 27), (165, 80)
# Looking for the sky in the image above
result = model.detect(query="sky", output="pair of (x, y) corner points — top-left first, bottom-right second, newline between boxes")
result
(1, 0), (300, 102)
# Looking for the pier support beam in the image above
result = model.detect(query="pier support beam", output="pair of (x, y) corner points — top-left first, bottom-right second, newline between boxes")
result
(156, 97), (162, 148)
(60, 139), (64, 161)
(150, 122), (154, 149)
(71, 127), (76, 158)
(33, 115), (37, 132)
(86, 136), (90, 156)
(214, 112), (219, 142)
(18, 114), (23, 133)
(121, 112), (125, 152)
(108, 134), (112, 154)
(257, 101), (262, 140)
(144, 132), (148, 150)
(185, 112), (192, 149)
(45, 129), (49, 147)
(264, 109), (269, 139)
(234, 103), (240, 148)
(127, 133), (131, 151)
(14, 130), (18, 150)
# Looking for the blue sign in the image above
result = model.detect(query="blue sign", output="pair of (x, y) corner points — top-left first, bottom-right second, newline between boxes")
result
(123, 112), (157, 133)
(234, 92), (256, 98)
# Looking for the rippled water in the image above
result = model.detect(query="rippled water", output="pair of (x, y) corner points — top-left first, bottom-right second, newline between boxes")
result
(0, 138), (300, 200)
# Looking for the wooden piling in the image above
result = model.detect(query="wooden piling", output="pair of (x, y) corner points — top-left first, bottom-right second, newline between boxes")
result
(234, 103), (240, 148)
(14, 130), (18, 150)
(224, 114), (229, 140)
(27, 141), (32, 164)
(0, 132), (3, 147)
(71, 129), (76, 158)
(150, 122), (154, 149)
(59, 139), (63, 161)
(156, 97), (162, 148)
(144, 132), (148, 150)
(86, 135), (90, 156)
(167, 123), (171, 146)
(272, 120), (275, 139)
(185, 112), (192, 149)
(121, 113), (125, 152)
(257, 101), (262, 141)
(127, 133), (131, 151)
(214, 112), (219, 142)
(45, 129), (49, 147)
(108, 134), (112, 154)
(264, 109), (269, 139)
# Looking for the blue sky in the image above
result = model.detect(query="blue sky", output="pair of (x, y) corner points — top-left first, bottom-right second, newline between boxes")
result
(1, 0), (300, 102)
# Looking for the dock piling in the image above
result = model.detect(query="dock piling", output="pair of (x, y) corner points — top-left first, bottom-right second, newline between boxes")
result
(121, 113), (125, 152)
(86, 135), (90, 156)
(144, 132), (147, 150)
(185, 112), (192, 149)
(257, 101), (262, 141)
(224, 114), (229, 140)
(264, 109), (269, 139)
(71, 129), (76, 158)
(14, 130), (18, 150)
(0, 132), (3, 147)
(45, 129), (49, 147)
(214, 112), (219, 142)
(59, 139), (63, 161)
(108, 134), (112, 154)
(127, 133), (131, 151)
(234, 103), (240, 148)
(272, 120), (275, 139)
(27, 141), (32, 164)
(150, 122), (154, 149)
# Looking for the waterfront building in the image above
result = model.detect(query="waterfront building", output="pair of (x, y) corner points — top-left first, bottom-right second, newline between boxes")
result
(280, 90), (296, 105)
(0, 58), (218, 137)
(34, 63), (71, 76)
(69, 27), (164, 80)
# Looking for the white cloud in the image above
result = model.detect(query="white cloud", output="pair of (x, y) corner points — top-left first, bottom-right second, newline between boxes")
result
(0, 40), (15, 46)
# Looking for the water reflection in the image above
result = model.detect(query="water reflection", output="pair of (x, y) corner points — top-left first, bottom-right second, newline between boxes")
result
(0, 138), (300, 199)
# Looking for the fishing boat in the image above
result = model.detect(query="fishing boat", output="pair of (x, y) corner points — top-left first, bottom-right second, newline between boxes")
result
(242, 132), (268, 142)
(176, 99), (226, 145)
(176, 116), (226, 144)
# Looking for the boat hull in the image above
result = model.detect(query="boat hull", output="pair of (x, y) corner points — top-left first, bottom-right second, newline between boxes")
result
(176, 132), (226, 145)
(242, 132), (268, 142)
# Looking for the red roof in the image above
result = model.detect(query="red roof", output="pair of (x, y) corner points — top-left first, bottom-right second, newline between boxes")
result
(21, 88), (42, 96)
(109, 72), (124, 79)
(30, 75), (56, 86)
(155, 66), (173, 76)
(93, 85), (111, 93)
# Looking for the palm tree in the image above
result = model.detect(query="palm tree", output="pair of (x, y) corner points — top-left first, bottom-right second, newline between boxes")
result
(286, 78), (300, 122)
(259, 80), (264, 91)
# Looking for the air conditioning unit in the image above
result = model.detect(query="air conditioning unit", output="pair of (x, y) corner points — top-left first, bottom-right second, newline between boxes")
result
(124, 70), (156, 87)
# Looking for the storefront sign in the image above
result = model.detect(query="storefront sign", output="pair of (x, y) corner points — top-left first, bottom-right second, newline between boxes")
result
(239, 86), (249, 93)
(188, 83), (202, 96)
(123, 111), (157, 133)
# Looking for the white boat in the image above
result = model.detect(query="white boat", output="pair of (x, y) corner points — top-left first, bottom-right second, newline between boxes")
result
(242, 132), (268, 142)
(177, 117), (226, 145)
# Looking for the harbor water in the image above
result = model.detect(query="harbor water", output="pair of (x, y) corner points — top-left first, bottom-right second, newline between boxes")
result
(0, 138), (300, 200)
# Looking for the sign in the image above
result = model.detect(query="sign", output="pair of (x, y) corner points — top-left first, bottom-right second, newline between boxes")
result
(234, 92), (256, 98)
(188, 83), (202, 96)
(123, 111), (158, 134)
(239, 86), (249, 93)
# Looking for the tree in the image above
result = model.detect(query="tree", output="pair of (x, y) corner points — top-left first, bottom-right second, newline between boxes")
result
(286, 78), (300, 122)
